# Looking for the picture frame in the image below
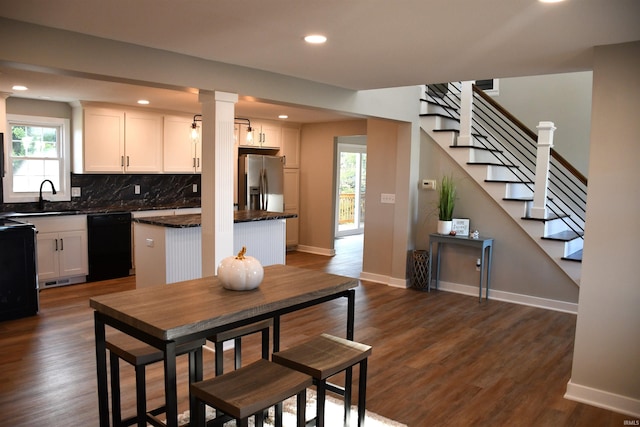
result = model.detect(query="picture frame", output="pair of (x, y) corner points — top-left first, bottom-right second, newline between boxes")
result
(452, 218), (470, 236)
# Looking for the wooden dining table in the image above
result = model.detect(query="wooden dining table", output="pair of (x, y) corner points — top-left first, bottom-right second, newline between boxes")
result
(90, 264), (359, 427)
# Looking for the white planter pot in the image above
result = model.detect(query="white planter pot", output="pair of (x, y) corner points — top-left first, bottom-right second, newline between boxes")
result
(437, 220), (452, 235)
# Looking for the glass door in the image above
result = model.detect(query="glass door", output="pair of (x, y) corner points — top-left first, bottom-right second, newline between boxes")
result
(335, 139), (366, 237)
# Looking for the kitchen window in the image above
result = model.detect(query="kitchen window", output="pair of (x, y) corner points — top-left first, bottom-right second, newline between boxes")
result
(3, 114), (71, 204)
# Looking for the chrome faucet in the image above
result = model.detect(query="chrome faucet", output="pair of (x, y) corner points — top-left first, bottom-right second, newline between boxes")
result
(38, 179), (57, 210)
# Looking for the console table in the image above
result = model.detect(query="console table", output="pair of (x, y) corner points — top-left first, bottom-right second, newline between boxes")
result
(428, 233), (494, 301)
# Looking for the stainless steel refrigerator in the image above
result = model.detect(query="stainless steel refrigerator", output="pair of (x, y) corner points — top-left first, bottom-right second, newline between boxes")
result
(238, 154), (285, 211)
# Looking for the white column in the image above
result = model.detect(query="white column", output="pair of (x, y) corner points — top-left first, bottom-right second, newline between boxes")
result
(531, 121), (556, 219)
(457, 81), (473, 146)
(200, 91), (238, 277)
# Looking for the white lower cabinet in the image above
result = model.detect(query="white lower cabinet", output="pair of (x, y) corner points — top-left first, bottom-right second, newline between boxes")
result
(28, 216), (88, 288)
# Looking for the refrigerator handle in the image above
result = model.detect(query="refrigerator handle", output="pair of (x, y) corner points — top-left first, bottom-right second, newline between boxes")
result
(258, 169), (264, 210)
(262, 169), (268, 210)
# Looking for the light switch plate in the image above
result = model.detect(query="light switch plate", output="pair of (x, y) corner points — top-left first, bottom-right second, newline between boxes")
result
(71, 187), (81, 197)
(134, 184), (141, 194)
(380, 193), (396, 204)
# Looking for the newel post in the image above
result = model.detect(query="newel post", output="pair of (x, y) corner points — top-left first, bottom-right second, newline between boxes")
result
(457, 81), (473, 146)
(531, 121), (556, 219)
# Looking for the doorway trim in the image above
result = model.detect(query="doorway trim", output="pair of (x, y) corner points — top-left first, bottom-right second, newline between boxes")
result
(334, 136), (367, 238)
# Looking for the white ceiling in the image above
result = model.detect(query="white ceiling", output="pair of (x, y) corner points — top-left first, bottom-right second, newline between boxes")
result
(1, 0), (639, 121)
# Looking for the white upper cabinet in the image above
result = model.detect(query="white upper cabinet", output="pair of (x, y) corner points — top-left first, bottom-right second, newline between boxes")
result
(76, 105), (163, 173)
(252, 120), (281, 149)
(81, 107), (125, 172)
(163, 115), (201, 173)
(281, 127), (300, 168)
(124, 110), (163, 172)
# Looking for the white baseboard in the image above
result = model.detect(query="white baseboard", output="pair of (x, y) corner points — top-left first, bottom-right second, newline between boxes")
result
(358, 271), (408, 288)
(295, 245), (335, 256)
(433, 280), (578, 314)
(565, 379), (640, 418)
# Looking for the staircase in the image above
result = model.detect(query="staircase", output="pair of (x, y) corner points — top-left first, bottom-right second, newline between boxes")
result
(419, 82), (585, 285)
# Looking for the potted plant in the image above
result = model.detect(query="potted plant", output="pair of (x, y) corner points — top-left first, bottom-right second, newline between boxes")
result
(437, 175), (456, 234)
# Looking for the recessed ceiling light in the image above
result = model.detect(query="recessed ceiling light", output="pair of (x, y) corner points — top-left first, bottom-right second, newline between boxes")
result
(137, 99), (150, 105)
(12, 85), (28, 91)
(539, 0), (565, 3)
(304, 34), (327, 44)
(278, 115), (289, 119)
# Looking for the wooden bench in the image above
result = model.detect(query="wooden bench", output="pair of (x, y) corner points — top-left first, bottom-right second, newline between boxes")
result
(190, 359), (312, 427)
(208, 319), (272, 375)
(272, 333), (372, 427)
(106, 333), (205, 427)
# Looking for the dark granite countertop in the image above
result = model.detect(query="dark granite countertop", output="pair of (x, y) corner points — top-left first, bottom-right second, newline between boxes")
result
(134, 211), (297, 228)
(0, 205), (200, 219)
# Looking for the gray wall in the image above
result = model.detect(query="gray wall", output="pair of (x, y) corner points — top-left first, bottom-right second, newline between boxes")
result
(568, 41), (640, 413)
(496, 72), (593, 177)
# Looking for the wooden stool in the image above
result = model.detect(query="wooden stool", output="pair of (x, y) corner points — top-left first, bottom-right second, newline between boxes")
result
(208, 319), (272, 375)
(272, 334), (372, 427)
(106, 332), (205, 427)
(190, 359), (312, 427)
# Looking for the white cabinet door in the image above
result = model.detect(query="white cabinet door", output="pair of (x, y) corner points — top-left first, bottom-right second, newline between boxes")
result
(36, 230), (88, 282)
(58, 230), (88, 278)
(36, 232), (59, 282)
(281, 127), (300, 168)
(30, 216), (88, 287)
(163, 115), (200, 173)
(83, 107), (125, 172)
(125, 110), (163, 172)
(253, 121), (281, 148)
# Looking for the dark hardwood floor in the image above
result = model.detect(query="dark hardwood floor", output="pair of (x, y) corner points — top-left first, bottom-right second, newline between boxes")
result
(0, 234), (630, 426)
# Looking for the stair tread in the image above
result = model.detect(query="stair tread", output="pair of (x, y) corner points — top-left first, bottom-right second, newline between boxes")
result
(467, 162), (519, 168)
(522, 213), (569, 221)
(450, 145), (502, 153)
(542, 230), (584, 241)
(562, 250), (583, 262)
(432, 128), (459, 133)
(503, 196), (533, 201)
(485, 179), (534, 184)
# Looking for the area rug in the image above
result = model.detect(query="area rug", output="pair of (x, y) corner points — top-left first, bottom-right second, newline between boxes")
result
(154, 390), (407, 426)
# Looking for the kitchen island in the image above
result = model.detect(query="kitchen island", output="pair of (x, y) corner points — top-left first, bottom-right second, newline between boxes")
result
(133, 211), (296, 288)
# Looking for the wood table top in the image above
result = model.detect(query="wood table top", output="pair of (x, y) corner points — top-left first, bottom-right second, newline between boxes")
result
(90, 264), (358, 341)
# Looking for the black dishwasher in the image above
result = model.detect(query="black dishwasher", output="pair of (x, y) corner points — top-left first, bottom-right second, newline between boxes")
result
(87, 212), (132, 282)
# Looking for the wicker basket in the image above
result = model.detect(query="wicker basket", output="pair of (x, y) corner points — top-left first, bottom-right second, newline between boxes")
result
(412, 250), (430, 290)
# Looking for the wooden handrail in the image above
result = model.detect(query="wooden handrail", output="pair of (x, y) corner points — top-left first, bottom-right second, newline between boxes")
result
(472, 84), (587, 186)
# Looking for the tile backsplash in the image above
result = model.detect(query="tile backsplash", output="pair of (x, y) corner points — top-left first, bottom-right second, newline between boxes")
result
(1, 173), (201, 213)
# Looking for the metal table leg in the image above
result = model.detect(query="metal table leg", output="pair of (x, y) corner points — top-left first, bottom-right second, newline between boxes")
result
(94, 312), (110, 427)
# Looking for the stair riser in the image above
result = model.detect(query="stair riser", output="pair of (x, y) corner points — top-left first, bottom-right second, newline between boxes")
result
(544, 218), (570, 235)
(433, 115), (460, 131)
(469, 149), (501, 163)
(486, 165), (518, 181)
(420, 102), (454, 116)
(564, 238), (584, 256)
(505, 183), (534, 199)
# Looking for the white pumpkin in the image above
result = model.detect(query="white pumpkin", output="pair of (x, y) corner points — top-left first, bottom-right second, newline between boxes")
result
(217, 246), (264, 291)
